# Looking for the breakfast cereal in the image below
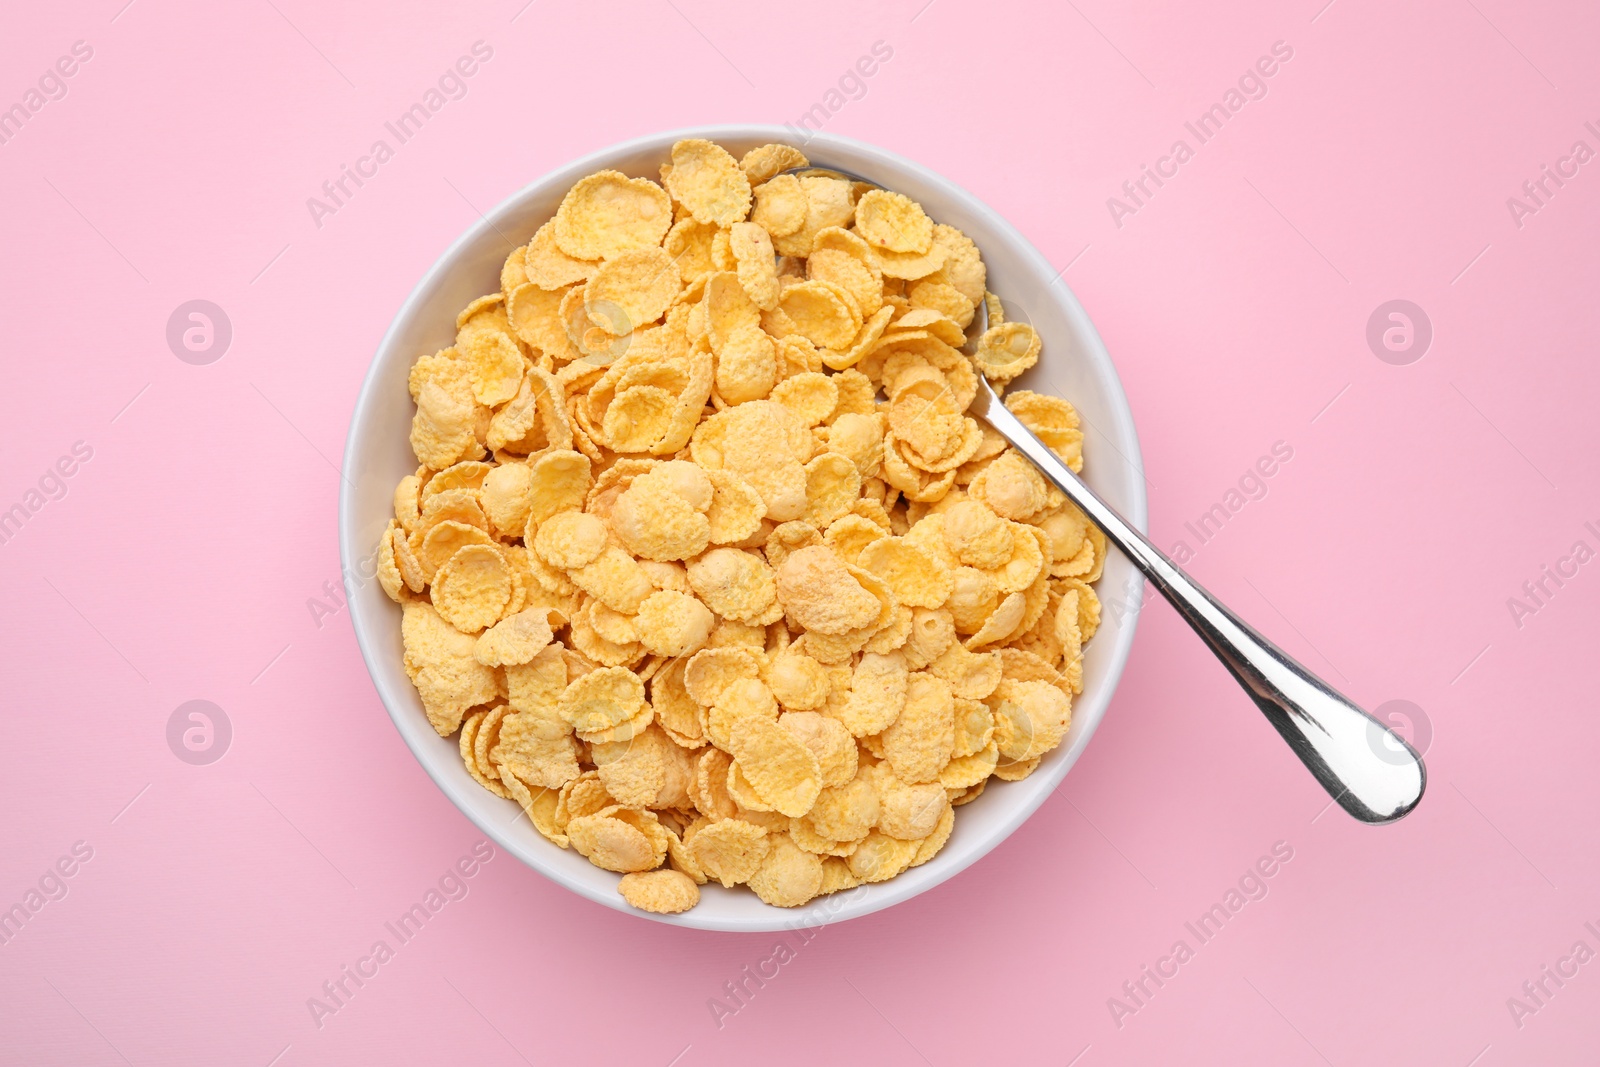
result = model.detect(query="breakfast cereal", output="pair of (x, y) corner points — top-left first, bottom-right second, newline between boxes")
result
(379, 139), (1106, 913)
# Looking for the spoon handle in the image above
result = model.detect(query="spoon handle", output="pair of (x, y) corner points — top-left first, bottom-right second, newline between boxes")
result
(975, 384), (1425, 823)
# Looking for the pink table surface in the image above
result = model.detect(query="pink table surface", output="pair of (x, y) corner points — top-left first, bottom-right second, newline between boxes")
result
(2, 0), (1597, 1063)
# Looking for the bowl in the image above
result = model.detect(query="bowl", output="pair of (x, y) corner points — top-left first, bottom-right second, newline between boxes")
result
(340, 125), (1147, 932)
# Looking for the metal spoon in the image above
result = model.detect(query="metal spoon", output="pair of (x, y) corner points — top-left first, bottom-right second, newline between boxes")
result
(785, 165), (1426, 823)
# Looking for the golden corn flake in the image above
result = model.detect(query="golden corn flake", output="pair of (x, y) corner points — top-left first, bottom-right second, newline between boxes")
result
(497, 719), (581, 790)
(650, 658), (705, 748)
(789, 815), (856, 858)
(569, 546), (655, 614)
(402, 601), (500, 735)
(729, 716), (822, 817)
(780, 711), (857, 788)
(592, 726), (677, 807)
(819, 856), (861, 894)
(894, 604), (947, 670)
(618, 869), (700, 913)
(691, 748), (738, 819)
(824, 513), (889, 565)
(770, 371), (838, 428)
(691, 399), (811, 520)
(748, 834), (825, 907)
(457, 321), (525, 408)
(765, 649), (831, 711)
(772, 176), (855, 259)
(557, 665), (646, 734)
(909, 804), (955, 868)
(681, 547), (775, 624)
(383, 138), (1109, 911)
(526, 449), (592, 526)
(941, 500), (1014, 570)
(750, 173), (807, 237)
(928, 640), (1002, 700)
(459, 711), (510, 798)
(775, 546), (880, 635)
(803, 452), (861, 529)
(585, 246), (682, 332)
(808, 248), (882, 318)
(576, 694), (656, 745)
(973, 322), (1042, 384)
(568, 806), (664, 872)
(704, 468), (765, 545)
(854, 190), (933, 255)
(874, 239), (947, 281)
(882, 672), (955, 783)
(729, 222), (780, 311)
(554, 170), (672, 261)
(704, 270), (760, 355)
(776, 280), (860, 350)
(715, 324), (778, 404)
(587, 600), (640, 646)
(848, 831), (920, 883)
(990, 679), (1071, 761)
(951, 696), (995, 758)
(966, 589), (1028, 648)
(611, 477), (711, 562)
(740, 142), (808, 186)
(431, 544), (512, 633)
(725, 758), (772, 813)
(522, 221), (598, 290)
(378, 522), (406, 602)
(474, 609), (555, 667)
(876, 775), (949, 840)
(689, 817), (771, 887)
(633, 589), (715, 658)
(968, 451), (1051, 521)
(706, 676), (779, 749)
(505, 643), (568, 714)
(664, 217), (717, 283)
(909, 280), (975, 330)
(410, 381), (479, 470)
(507, 282), (579, 362)
(856, 537), (954, 610)
(665, 139), (752, 228)
(683, 647), (763, 709)
(930, 224), (986, 305)
(534, 510), (608, 570)
(478, 462), (531, 539)
(835, 650), (909, 737)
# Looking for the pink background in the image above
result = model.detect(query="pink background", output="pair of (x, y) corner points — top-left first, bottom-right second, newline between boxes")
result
(2, 0), (1596, 1063)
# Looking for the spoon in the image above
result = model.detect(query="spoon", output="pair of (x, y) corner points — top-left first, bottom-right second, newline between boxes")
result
(785, 165), (1426, 823)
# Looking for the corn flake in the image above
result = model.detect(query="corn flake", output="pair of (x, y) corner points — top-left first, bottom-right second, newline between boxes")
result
(715, 324), (778, 404)
(771, 177), (854, 259)
(740, 143), (808, 186)
(854, 190), (934, 255)
(973, 322), (1042, 384)
(689, 818), (771, 887)
(558, 665), (646, 734)
(633, 589), (715, 658)
(729, 716), (822, 817)
(568, 806), (666, 873)
(665, 139), (752, 228)
(555, 171), (672, 261)
(585, 247), (682, 332)
(748, 834), (824, 907)
(848, 831), (920, 883)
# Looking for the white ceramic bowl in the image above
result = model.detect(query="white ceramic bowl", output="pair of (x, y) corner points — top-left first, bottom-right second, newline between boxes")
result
(340, 125), (1147, 932)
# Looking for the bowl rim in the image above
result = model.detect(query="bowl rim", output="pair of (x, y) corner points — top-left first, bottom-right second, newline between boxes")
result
(340, 123), (1147, 932)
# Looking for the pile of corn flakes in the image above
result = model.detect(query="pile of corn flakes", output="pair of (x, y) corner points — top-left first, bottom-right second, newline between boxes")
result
(378, 139), (1105, 914)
